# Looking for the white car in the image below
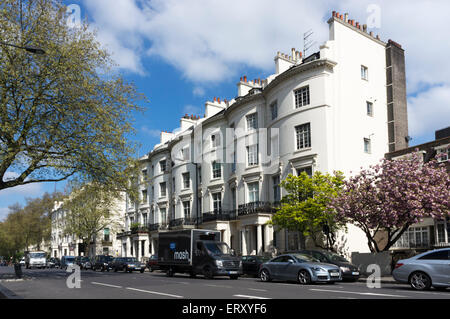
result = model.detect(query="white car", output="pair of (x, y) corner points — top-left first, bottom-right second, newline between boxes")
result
(392, 248), (450, 291)
(19, 257), (25, 266)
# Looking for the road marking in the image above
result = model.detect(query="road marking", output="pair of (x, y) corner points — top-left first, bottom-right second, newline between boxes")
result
(126, 287), (183, 298)
(395, 290), (450, 296)
(205, 284), (233, 289)
(91, 282), (122, 289)
(309, 288), (407, 298)
(248, 288), (267, 292)
(233, 294), (271, 299)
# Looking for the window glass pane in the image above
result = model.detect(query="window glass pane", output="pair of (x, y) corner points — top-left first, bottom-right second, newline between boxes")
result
(294, 86), (310, 108)
(295, 123), (311, 149)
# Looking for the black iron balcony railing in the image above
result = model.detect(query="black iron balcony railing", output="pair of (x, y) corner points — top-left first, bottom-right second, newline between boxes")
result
(169, 217), (197, 228)
(238, 201), (280, 216)
(201, 210), (238, 223)
(130, 226), (149, 234)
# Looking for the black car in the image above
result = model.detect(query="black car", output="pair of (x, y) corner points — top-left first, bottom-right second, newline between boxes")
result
(47, 257), (60, 268)
(92, 255), (114, 272)
(76, 256), (91, 270)
(298, 250), (360, 281)
(241, 255), (271, 277)
(146, 255), (160, 272)
(111, 257), (146, 273)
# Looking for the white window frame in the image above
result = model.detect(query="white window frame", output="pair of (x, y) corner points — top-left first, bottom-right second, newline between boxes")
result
(182, 201), (190, 218)
(361, 65), (368, 80)
(212, 192), (222, 213)
(160, 182), (167, 197)
(247, 182), (259, 203)
(364, 138), (371, 154)
(366, 101), (373, 116)
(212, 161), (221, 179)
(295, 123), (311, 150)
(182, 172), (190, 189)
(246, 113), (258, 131)
(247, 144), (259, 166)
(294, 86), (310, 108)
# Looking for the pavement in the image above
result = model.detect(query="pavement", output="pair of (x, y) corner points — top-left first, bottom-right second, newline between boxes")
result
(0, 266), (448, 300)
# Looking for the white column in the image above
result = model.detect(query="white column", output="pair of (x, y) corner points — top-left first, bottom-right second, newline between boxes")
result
(256, 224), (262, 255)
(241, 228), (247, 255)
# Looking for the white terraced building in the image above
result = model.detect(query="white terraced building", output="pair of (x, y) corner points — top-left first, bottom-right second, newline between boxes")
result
(118, 11), (409, 260)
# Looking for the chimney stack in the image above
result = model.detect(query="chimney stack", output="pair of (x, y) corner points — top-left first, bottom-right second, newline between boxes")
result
(344, 13), (348, 22)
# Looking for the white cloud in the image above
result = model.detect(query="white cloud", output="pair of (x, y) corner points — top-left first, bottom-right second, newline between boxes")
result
(193, 87), (205, 97)
(141, 125), (161, 138)
(0, 172), (44, 197)
(408, 85), (450, 138)
(83, 0), (450, 140)
(0, 207), (9, 221)
(183, 104), (202, 116)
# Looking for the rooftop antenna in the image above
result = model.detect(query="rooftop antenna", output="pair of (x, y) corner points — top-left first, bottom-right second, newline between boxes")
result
(303, 29), (316, 58)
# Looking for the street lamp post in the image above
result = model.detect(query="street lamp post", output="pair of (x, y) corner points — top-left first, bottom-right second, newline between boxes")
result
(0, 41), (45, 54)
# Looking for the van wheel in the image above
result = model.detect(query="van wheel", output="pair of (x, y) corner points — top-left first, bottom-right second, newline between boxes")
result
(409, 271), (431, 291)
(167, 268), (175, 277)
(203, 266), (213, 279)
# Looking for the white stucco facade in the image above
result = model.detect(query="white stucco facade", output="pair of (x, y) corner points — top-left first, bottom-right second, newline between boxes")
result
(120, 13), (408, 258)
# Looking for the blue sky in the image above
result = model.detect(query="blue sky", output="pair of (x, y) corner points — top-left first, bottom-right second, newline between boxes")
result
(1, 0), (450, 220)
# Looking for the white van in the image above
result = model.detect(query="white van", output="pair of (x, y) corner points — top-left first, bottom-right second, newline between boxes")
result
(25, 251), (47, 269)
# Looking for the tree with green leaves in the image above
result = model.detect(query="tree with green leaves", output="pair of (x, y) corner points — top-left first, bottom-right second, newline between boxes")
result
(0, 191), (60, 260)
(62, 182), (124, 257)
(270, 171), (346, 251)
(0, 0), (145, 192)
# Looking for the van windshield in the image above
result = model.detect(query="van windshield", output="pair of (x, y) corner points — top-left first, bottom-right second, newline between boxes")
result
(204, 242), (231, 256)
(30, 253), (46, 258)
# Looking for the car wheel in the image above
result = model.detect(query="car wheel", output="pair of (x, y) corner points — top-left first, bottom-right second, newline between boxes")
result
(260, 269), (271, 282)
(114, 267), (117, 272)
(297, 270), (312, 285)
(189, 272), (196, 278)
(230, 275), (239, 280)
(409, 271), (432, 291)
(167, 267), (175, 277)
(150, 267), (154, 272)
(202, 266), (213, 279)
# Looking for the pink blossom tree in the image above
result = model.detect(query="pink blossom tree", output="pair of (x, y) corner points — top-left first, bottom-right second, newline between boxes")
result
(329, 153), (450, 252)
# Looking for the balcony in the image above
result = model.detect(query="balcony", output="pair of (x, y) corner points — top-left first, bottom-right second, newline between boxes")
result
(169, 218), (197, 229)
(116, 231), (131, 239)
(130, 226), (149, 235)
(201, 210), (238, 223)
(238, 201), (280, 216)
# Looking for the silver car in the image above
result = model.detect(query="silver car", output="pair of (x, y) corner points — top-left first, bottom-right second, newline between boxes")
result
(392, 248), (450, 291)
(260, 253), (342, 284)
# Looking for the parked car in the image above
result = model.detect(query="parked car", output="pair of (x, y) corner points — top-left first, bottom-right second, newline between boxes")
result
(241, 255), (271, 277)
(47, 257), (60, 268)
(92, 255), (114, 272)
(298, 250), (360, 281)
(146, 255), (160, 272)
(111, 257), (146, 273)
(19, 257), (25, 266)
(259, 253), (342, 284)
(392, 248), (450, 291)
(60, 256), (75, 270)
(75, 256), (91, 270)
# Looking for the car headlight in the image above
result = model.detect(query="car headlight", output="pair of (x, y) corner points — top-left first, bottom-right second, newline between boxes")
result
(215, 260), (223, 267)
(311, 267), (325, 272)
(340, 266), (350, 272)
